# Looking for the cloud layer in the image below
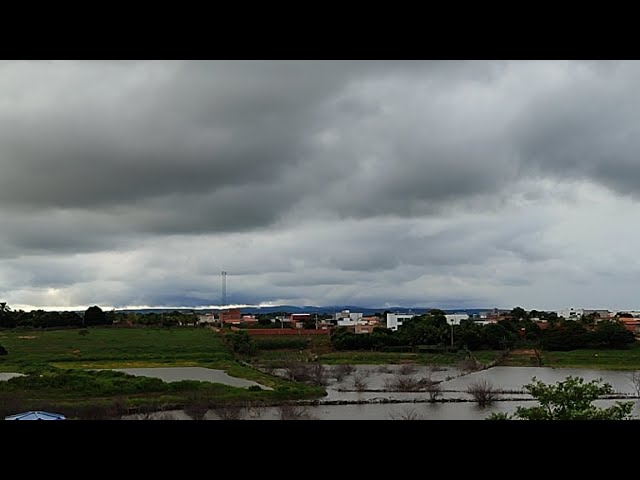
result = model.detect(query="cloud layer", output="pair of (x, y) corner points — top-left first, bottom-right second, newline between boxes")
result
(2, 60), (640, 310)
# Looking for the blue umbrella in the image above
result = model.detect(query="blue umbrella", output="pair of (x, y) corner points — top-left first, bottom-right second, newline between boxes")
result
(5, 411), (66, 420)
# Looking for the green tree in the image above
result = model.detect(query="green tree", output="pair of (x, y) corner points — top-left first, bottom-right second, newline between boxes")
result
(456, 320), (485, 350)
(579, 312), (598, 327)
(483, 323), (516, 350)
(488, 376), (634, 420)
(510, 307), (529, 322)
(84, 305), (107, 326)
(590, 321), (635, 348)
(428, 309), (447, 322)
(227, 330), (256, 356)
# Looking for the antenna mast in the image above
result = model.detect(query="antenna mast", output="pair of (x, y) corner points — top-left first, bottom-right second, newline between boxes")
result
(221, 271), (227, 306)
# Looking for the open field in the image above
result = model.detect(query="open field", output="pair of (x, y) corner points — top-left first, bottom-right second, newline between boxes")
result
(0, 327), (325, 417)
(543, 350), (640, 370)
(0, 327), (231, 371)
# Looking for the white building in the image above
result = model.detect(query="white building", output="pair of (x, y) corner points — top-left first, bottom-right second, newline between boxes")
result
(197, 314), (217, 325)
(335, 310), (364, 327)
(445, 313), (469, 325)
(557, 308), (584, 320)
(386, 313), (414, 331)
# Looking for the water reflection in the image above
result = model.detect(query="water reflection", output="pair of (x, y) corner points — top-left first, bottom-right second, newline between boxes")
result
(120, 364), (640, 420)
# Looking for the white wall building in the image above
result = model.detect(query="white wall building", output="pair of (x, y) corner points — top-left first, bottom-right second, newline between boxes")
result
(197, 314), (217, 325)
(335, 310), (364, 327)
(557, 308), (584, 320)
(445, 313), (469, 325)
(386, 313), (414, 331)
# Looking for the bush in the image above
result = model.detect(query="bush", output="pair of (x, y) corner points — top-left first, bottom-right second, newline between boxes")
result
(589, 321), (636, 348)
(333, 364), (356, 381)
(0, 344), (7, 356)
(277, 404), (316, 420)
(493, 376), (635, 420)
(283, 361), (312, 382)
(397, 364), (417, 375)
(0, 369), (168, 396)
(227, 330), (256, 356)
(467, 379), (501, 407)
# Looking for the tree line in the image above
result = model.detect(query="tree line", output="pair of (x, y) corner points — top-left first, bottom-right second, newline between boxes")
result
(0, 303), (197, 329)
(330, 309), (636, 351)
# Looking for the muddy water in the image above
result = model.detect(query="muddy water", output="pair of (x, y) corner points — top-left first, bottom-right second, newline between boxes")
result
(122, 365), (640, 420)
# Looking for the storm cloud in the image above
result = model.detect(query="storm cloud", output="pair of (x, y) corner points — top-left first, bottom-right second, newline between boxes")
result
(2, 60), (640, 310)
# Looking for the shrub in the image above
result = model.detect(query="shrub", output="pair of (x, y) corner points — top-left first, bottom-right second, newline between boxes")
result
(277, 404), (316, 420)
(333, 364), (356, 381)
(352, 374), (368, 391)
(283, 361), (312, 382)
(467, 379), (501, 407)
(227, 330), (256, 356)
(212, 405), (245, 420)
(397, 363), (417, 375)
(0, 344), (7, 356)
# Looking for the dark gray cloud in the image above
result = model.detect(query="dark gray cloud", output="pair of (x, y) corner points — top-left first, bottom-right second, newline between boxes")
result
(2, 60), (640, 309)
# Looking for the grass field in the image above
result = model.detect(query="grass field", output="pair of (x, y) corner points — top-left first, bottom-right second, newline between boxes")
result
(0, 327), (325, 417)
(0, 327), (231, 371)
(540, 347), (640, 370)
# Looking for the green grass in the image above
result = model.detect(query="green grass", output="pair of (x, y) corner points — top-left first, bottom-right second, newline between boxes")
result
(0, 327), (327, 417)
(317, 350), (502, 365)
(0, 327), (232, 371)
(538, 346), (640, 370)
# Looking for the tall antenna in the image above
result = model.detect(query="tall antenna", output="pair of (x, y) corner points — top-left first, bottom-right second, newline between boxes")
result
(221, 271), (227, 306)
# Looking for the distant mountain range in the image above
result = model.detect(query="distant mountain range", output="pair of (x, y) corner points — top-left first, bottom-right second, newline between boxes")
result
(116, 305), (492, 315)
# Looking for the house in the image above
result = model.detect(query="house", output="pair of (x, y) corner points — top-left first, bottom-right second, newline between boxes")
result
(557, 308), (584, 320)
(355, 324), (376, 334)
(197, 313), (216, 325)
(334, 310), (364, 327)
(361, 316), (380, 325)
(583, 309), (611, 320)
(620, 318), (640, 333)
(290, 313), (312, 329)
(479, 308), (510, 321)
(386, 313), (414, 331)
(220, 308), (242, 325)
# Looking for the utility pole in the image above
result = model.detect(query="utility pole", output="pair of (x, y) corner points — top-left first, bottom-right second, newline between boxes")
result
(450, 321), (454, 347)
(221, 271), (227, 307)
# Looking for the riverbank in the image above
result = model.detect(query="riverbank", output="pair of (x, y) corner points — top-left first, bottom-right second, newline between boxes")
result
(315, 346), (640, 370)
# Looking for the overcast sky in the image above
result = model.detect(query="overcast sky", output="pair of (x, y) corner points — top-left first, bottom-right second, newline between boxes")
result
(2, 60), (640, 311)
